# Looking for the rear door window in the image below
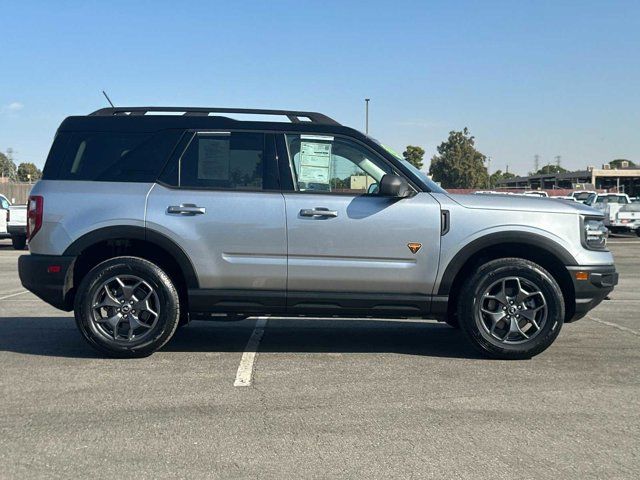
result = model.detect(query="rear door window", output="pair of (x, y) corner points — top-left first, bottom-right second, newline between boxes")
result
(44, 130), (182, 182)
(159, 131), (279, 190)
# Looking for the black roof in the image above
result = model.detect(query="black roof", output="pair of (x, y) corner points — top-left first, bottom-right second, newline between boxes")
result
(59, 106), (357, 135)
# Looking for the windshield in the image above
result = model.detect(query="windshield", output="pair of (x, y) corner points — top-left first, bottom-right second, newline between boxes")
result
(573, 192), (593, 200)
(371, 140), (446, 193)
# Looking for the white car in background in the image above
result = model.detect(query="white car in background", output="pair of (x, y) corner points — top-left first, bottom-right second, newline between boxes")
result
(586, 193), (631, 230)
(570, 191), (597, 204)
(552, 195), (578, 202)
(1, 194), (11, 240)
(523, 191), (549, 198)
(611, 203), (640, 236)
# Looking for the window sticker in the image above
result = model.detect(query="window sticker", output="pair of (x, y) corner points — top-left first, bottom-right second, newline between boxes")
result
(298, 141), (331, 185)
(198, 138), (230, 180)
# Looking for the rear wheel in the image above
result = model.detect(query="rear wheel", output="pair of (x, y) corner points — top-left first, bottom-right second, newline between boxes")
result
(74, 256), (180, 358)
(11, 236), (26, 250)
(457, 258), (564, 359)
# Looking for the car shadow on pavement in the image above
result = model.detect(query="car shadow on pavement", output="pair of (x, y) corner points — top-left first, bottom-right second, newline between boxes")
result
(0, 317), (484, 360)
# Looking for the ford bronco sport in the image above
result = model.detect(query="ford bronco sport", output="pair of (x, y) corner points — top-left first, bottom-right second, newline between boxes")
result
(18, 107), (618, 359)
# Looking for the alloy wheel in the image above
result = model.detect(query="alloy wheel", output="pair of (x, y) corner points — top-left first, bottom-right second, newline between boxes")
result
(90, 275), (160, 343)
(476, 276), (548, 344)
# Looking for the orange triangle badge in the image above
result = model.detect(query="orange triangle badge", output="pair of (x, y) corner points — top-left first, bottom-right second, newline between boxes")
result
(407, 242), (422, 254)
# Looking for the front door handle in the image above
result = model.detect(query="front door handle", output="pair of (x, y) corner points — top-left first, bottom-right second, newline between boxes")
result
(167, 204), (206, 216)
(299, 207), (338, 218)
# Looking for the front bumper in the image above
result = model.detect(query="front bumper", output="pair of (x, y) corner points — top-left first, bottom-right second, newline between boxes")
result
(566, 265), (618, 322)
(18, 254), (76, 311)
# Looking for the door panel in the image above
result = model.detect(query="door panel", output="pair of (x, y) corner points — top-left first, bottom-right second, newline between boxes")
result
(146, 185), (287, 290)
(284, 192), (442, 295)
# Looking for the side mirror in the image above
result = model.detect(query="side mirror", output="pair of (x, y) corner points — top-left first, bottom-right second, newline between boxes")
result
(378, 174), (410, 197)
(367, 183), (379, 195)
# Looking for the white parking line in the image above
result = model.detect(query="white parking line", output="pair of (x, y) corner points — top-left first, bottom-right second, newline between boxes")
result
(588, 315), (640, 336)
(608, 240), (640, 244)
(234, 317), (268, 387)
(0, 290), (28, 301)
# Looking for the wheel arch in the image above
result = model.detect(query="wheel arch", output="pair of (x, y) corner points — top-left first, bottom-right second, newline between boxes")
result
(63, 226), (199, 306)
(439, 232), (577, 322)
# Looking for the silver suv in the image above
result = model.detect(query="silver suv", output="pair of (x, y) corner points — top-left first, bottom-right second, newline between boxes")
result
(18, 107), (618, 359)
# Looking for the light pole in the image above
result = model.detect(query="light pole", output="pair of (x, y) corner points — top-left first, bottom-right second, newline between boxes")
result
(487, 156), (492, 189)
(364, 98), (370, 135)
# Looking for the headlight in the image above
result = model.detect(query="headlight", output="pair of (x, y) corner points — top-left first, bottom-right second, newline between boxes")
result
(581, 216), (608, 250)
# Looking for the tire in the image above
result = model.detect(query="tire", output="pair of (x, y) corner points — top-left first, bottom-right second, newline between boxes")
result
(457, 258), (565, 359)
(74, 256), (181, 358)
(636, 229), (640, 238)
(444, 313), (460, 329)
(11, 236), (26, 250)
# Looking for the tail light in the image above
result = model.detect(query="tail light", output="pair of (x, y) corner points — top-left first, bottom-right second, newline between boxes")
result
(27, 195), (43, 241)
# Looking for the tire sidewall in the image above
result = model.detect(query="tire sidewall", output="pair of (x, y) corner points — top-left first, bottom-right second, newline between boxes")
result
(75, 257), (179, 357)
(459, 260), (565, 358)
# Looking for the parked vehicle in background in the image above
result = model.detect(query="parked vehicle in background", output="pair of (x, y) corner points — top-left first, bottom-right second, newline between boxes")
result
(612, 203), (640, 236)
(631, 197), (640, 203)
(7, 204), (27, 249)
(18, 106), (617, 360)
(523, 191), (549, 197)
(552, 196), (578, 202)
(0, 194), (10, 240)
(586, 193), (631, 230)
(571, 191), (597, 204)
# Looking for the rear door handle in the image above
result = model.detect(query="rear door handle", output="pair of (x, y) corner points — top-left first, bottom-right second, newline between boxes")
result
(167, 204), (206, 216)
(299, 207), (338, 218)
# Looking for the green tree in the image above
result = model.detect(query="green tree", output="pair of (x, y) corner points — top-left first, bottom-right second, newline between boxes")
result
(402, 145), (425, 170)
(428, 128), (488, 188)
(17, 162), (43, 182)
(489, 169), (517, 188)
(0, 151), (17, 181)
(535, 164), (567, 175)
(609, 159), (636, 168)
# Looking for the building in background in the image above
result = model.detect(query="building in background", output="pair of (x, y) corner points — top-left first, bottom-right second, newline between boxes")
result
(497, 164), (640, 196)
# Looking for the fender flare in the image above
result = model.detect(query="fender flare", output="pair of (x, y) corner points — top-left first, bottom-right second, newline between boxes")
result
(63, 225), (199, 288)
(437, 231), (577, 295)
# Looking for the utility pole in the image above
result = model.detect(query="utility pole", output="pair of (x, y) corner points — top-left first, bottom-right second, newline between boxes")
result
(554, 155), (561, 168)
(487, 156), (492, 189)
(364, 98), (370, 135)
(534, 154), (540, 173)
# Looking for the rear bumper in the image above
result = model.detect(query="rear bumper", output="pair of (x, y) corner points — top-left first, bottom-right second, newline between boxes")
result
(18, 254), (76, 311)
(567, 265), (618, 322)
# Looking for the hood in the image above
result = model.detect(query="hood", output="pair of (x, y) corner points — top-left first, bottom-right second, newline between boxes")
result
(445, 193), (603, 216)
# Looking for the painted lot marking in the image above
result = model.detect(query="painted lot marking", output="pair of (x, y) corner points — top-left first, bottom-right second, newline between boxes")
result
(234, 317), (268, 387)
(0, 290), (28, 301)
(588, 315), (640, 336)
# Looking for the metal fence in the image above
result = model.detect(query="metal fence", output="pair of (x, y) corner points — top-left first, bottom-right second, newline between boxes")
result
(0, 183), (32, 205)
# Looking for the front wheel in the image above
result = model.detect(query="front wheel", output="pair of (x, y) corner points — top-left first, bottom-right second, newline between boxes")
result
(457, 258), (565, 359)
(74, 256), (181, 358)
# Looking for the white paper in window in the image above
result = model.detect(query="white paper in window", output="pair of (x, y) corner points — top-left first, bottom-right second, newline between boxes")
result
(299, 141), (331, 185)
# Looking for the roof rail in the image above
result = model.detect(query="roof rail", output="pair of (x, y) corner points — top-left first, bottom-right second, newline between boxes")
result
(89, 107), (340, 125)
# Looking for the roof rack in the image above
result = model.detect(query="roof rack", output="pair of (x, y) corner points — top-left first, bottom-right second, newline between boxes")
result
(89, 107), (340, 125)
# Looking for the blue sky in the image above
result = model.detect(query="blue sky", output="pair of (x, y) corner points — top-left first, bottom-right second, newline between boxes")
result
(1, 0), (639, 174)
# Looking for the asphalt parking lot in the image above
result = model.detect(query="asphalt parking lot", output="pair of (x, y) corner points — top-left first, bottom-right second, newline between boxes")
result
(1, 238), (638, 479)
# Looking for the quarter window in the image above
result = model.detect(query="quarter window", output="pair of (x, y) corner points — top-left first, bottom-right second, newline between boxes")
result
(285, 134), (392, 194)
